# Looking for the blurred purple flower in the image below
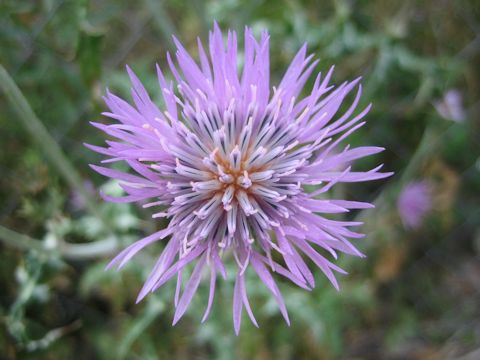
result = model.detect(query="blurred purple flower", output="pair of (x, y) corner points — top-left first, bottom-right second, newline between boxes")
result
(433, 89), (465, 122)
(69, 180), (95, 211)
(87, 24), (391, 333)
(397, 181), (432, 229)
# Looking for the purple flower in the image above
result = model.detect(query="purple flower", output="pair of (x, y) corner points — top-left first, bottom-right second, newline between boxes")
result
(69, 180), (95, 211)
(87, 24), (391, 333)
(397, 181), (432, 229)
(433, 89), (465, 122)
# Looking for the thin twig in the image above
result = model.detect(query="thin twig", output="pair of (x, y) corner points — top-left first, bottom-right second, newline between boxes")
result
(0, 225), (118, 260)
(0, 225), (45, 253)
(0, 65), (104, 223)
(357, 121), (453, 225)
(144, 0), (177, 52)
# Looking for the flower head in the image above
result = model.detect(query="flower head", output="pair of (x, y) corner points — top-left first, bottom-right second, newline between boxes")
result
(397, 181), (432, 229)
(433, 89), (465, 122)
(87, 23), (391, 333)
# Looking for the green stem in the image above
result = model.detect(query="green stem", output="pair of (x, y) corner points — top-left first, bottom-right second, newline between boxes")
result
(358, 121), (453, 225)
(118, 298), (164, 360)
(60, 236), (118, 260)
(192, 0), (209, 39)
(0, 225), (117, 260)
(0, 65), (104, 223)
(0, 225), (44, 253)
(144, 0), (177, 52)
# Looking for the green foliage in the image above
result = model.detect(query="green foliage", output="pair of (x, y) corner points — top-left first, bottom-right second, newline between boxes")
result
(1, 0), (479, 359)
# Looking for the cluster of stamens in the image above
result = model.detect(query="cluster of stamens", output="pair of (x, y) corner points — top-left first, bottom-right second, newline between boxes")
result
(160, 97), (311, 254)
(196, 146), (268, 214)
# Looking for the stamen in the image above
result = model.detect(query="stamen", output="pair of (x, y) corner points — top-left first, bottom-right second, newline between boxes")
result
(194, 193), (222, 219)
(236, 190), (258, 216)
(222, 185), (235, 209)
(249, 170), (274, 182)
(191, 180), (222, 192)
(237, 170), (252, 189)
(227, 203), (237, 235)
(229, 145), (242, 171)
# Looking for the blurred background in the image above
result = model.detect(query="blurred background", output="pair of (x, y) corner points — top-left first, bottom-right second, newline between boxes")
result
(1, 0), (479, 359)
